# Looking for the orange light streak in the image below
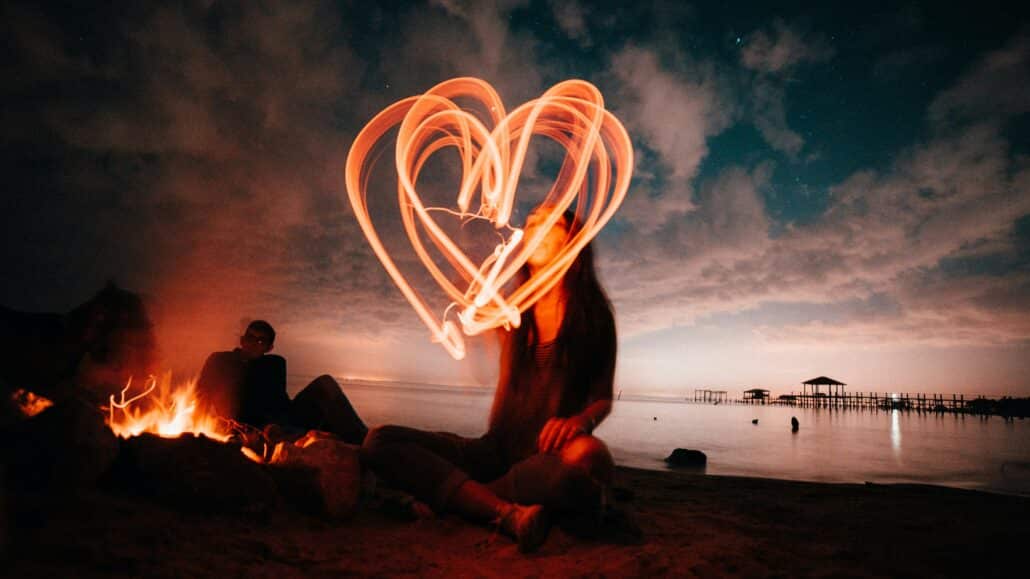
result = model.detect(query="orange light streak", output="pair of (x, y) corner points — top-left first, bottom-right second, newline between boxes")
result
(346, 78), (633, 359)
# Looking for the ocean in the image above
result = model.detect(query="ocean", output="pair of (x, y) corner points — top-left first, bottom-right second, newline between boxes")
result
(295, 378), (1030, 497)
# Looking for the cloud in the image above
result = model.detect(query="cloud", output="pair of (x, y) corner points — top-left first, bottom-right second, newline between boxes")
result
(740, 19), (834, 75)
(602, 163), (772, 331)
(756, 271), (1030, 349)
(612, 117), (1030, 348)
(410, 0), (539, 100)
(739, 20), (834, 157)
(585, 25), (1025, 356)
(751, 82), (804, 157)
(549, 0), (591, 46)
(928, 30), (1030, 125)
(608, 45), (736, 230)
(606, 28), (1030, 353)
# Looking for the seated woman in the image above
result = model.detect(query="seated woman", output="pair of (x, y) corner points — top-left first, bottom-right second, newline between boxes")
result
(361, 207), (617, 553)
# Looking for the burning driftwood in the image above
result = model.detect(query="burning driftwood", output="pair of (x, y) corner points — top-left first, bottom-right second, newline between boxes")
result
(101, 373), (365, 517)
(109, 433), (277, 515)
(91, 373), (280, 513)
(101, 429), (364, 519)
(3, 362), (366, 521)
(3, 397), (120, 491)
(264, 432), (363, 519)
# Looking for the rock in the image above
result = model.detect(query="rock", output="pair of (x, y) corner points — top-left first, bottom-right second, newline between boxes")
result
(111, 433), (276, 514)
(266, 432), (362, 519)
(664, 448), (707, 468)
(3, 397), (119, 490)
(752, 419), (759, 424)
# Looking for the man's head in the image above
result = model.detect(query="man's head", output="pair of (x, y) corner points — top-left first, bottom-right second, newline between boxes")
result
(239, 320), (275, 360)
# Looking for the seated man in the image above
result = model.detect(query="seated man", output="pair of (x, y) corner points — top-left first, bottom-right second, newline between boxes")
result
(197, 320), (367, 444)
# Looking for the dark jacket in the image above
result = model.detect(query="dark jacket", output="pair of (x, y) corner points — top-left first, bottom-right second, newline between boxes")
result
(196, 349), (289, 428)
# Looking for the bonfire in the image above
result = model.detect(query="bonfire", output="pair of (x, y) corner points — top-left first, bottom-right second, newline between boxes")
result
(103, 372), (280, 464)
(105, 373), (232, 442)
(6, 372), (362, 519)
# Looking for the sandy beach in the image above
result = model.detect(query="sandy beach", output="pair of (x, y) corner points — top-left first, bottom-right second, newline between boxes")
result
(7, 464), (1027, 578)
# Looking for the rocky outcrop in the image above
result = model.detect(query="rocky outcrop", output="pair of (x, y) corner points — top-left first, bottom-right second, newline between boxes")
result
(664, 448), (707, 468)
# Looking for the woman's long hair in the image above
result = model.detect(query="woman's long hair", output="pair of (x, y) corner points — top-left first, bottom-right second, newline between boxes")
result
(490, 209), (616, 428)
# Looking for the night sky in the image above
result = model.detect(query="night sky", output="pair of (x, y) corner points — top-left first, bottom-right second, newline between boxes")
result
(3, 1), (1028, 396)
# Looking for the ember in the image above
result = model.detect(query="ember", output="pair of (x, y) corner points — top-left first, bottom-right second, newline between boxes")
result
(11, 388), (53, 417)
(105, 373), (231, 442)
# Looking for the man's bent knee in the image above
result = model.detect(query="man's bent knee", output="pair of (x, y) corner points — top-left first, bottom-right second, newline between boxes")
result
(308, 374), (341, 396)
(361, 424), (409, 452)
(359, 425), (391, 465)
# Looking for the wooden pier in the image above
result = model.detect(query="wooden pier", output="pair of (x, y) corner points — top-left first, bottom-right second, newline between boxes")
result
(684, 376), (1028, 417)
(770, 391), (968, 412)
(691, 390), (1011, 416)
(755, 375), (971, 414)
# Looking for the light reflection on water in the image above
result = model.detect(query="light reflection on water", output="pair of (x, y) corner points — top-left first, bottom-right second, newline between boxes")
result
(891, 409), (902, 463)
(326, 380), (1030, 496)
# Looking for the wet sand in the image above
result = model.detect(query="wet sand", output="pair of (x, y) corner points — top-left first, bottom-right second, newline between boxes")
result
(7, 466), (1027, 578)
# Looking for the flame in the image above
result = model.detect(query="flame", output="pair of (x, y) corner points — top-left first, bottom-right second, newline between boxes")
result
(346, 77), (633, 359)
(11, 388), (53, 417)
(105, 373), (231, 442)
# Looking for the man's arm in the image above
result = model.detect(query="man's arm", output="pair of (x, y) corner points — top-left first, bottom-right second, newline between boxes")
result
(239, 354), (290, 427)
(196, 351), (244, 420)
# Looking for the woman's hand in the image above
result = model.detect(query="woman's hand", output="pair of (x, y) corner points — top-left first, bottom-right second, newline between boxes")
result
(538, 415), (591, 454)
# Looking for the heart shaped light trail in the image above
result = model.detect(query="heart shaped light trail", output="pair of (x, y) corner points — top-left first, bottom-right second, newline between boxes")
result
(345, 78), (633, 359)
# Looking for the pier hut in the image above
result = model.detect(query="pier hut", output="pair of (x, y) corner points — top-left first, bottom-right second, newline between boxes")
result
(802, 376), (846, 397)
(799, 376), (847, 408)
(743, 388), (770, 404)
(694, 389), (728, 404)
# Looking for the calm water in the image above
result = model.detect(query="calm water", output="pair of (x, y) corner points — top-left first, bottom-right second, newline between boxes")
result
(309, 380), (1030, 496)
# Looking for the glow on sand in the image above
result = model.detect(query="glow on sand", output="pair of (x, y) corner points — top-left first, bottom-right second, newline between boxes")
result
(345, 78), (633, 359)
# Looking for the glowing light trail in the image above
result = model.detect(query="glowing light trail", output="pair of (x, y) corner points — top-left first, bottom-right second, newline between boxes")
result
(346, 78), (633, 359)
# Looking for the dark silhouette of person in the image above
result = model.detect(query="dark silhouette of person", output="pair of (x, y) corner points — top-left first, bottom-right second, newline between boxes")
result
(791, 416), (800, 432)
(0, 283), (157, 404)
(196, 320), (367, 444)
(361, 207), (616, 552)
